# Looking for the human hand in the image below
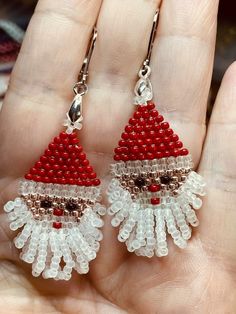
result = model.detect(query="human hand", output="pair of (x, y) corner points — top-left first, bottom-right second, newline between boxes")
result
(0, 0), (235, 313)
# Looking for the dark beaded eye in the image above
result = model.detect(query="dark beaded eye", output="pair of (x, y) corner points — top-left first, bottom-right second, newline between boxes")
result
(160, 175), (172, 185)
(40, 200), (52, 208)
(66, 201), (78, 211)
(134, 177), (146, 188)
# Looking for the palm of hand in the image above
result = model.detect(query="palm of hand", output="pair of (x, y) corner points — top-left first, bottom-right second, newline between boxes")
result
(0, 1), (236, 313)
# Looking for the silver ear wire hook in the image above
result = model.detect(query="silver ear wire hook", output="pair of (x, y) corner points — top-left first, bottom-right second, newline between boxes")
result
(141, 10), (159, 76)
(73, 27), (97, 95)
(134, 10), (160, 105)
(65, 27), (97, 133)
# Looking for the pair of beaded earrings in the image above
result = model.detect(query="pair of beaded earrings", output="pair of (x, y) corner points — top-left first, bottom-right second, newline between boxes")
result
(4, 11), (206, 280)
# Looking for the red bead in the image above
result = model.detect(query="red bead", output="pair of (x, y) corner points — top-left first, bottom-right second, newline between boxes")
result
(62, 138), (69, 146)
(40, 156), (48, 163)
(136, 139), (144, 146)
(48, 157), (56, 165)
(134, 111), (142, 119)
(172, 149), (180, 157)
(60, 132), (68, 139)
(148, 117), (156, 124)
(129, 133), (138, 140)
(64, 171), (71, 178)
(73, 159), (80, 167)
(54, 150), (60, 158)
(130, 154), (137, 160)
(121, 154), (129, 161)
(151, 198), (161, 205)
(77, 166), (83, 173)
(73, 172), (79, 179)
(150, 144), (157, 152)
(44, 163), (51, 171)
(145, 138), (153, 145)
(121, 132), (129, 140)
(158, 143), (166, 151)
(52, 164), (60, 171)
(49, 143), (57, 150)
(69, 165), (76, 172)
(125, 125), (133, 133)
(151, 109), (159, 117)
(142, 111), (149, 119)
(126, 140), (134, 147)
(134, 125), (143, 133)
(144, 124), (152, 132)
(165, 128), (174, 136)
(78, 152), (86, 160)
(147, 102), (155, 110)
(45, 149), (52, 157)
(44, 177), (50, 183)
(58, 144), (64, 151)
(148, 184), (161, 192)
(146, 152), (154, 160)
(168, 142), (175, 150)
(138, 118), (146, 126)
(70, 138), (79, 145)
(61, 165), (68, 172)
(80, 173), (87, 180)
(156, 115), (164, 123)
(30, 167), (37, 175)
(131, 146), (139, 154)
(38, 169), (46, 176)
(149, 130), (156, 138)
(118, 140), (127, 147)
(114, 147), (123, 154)
(157, 129), (165, 137)
(163, 136), (171, 143)
(161, 122), (169, 129)
(93, 179), (101, 186)
(53, 208), (63, 216)
(47, 170), (55, 178)
(138, 153), (145, 160)
(60, 178), (67, 185)
(67, 145), (74, 153)
(138, 105), (147, 112)
(85, 166), (93, 173)
(69, 132), (77, 139)
(175, 141), (183, 148)
(129, 118), (137, 125)
(171, 134), (179, 142)
(35, 161), (42, 169)
(74, 145), (83, 153)
(57, 158), (64, 165)
(53, 222), (62, 229)
(81, 159), (89, 166)
(54, 136), (61, 144)
(85, 180), (93, 187)
(155, 138), (161, 145)
(154, 124), (161, 132)
(33, 175), (41, 182)
(25, 174), (33, 180)
(140, 145), (148, 153)
(156, 152), (164, 159)
(89, 172), (97, 179)
(56, 170), (63, 178)
(180, 148), (189, 156)
(68, 178), (76, 185)
(62, 152), (69, 159)
(163, 150), (171, 157)
(114, 155), (121, 161)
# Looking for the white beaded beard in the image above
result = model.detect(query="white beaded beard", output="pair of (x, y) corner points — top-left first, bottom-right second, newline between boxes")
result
(4, 180), (106, 280)
(107, 156), (206, 257)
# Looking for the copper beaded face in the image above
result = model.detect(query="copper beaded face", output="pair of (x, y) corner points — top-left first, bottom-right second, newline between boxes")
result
(22, 194), (90, 228)
(117, 168), (190, 206)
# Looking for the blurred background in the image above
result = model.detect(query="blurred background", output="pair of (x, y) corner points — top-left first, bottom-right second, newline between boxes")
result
(0, 0), (235, 114)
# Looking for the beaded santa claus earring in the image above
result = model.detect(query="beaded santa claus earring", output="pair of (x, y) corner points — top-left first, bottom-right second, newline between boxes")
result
(107, 11), (206, 257)
(4, 28), (106, 280)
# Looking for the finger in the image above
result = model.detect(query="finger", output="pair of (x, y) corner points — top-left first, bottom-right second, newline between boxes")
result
(151, 0), (219, 164)
(0, 0), (102, 176)
(199, 62), (236, 262)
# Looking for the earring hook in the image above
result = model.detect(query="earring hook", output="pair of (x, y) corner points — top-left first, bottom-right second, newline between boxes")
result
(73, 27), (97, 95)
(141, 10), (159, 76)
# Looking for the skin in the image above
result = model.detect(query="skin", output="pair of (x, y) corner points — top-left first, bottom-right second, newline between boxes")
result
(0, 0), (236, 313)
